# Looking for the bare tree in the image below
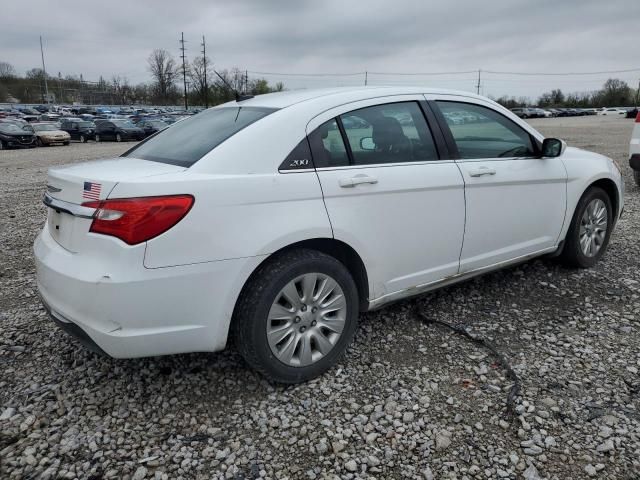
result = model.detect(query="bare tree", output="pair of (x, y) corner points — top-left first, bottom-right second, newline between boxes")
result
(0, 61), (16, 80)
(147, 49), (179, 103)
(188, 56), (211, 105)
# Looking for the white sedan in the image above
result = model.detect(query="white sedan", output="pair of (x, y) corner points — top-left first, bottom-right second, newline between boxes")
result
(35, 87), (624, 383)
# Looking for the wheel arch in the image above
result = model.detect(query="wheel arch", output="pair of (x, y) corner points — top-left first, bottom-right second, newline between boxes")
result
(235, 238), (371, 316)
(589, 178), (619, 223)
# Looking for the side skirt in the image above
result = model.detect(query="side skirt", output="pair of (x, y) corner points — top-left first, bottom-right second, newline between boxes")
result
(367, 246), (558, 311)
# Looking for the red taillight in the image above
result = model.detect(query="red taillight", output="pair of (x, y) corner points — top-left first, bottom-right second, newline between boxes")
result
(635, 112), (640, 123)
(82, 195), (194, 245)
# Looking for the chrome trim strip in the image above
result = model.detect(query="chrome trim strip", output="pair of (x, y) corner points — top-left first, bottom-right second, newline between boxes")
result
(367, 246), (557, 310)
(42, 193), (96, 219)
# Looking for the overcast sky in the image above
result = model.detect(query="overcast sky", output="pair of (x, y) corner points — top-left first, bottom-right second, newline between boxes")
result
(1, 0), (639, 100)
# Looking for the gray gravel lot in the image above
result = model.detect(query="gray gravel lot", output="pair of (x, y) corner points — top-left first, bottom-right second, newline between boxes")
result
(1, 117), (639, 479)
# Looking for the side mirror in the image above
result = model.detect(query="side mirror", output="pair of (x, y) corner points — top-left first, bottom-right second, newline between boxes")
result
(360, 137), (375, 151)
(541, 138), (566, 158)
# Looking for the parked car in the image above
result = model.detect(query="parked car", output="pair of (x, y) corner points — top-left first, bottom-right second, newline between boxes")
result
(60, 119), (96, 143)
(625, 107), (638, 119)
(32, 122), (71, 146)
(94, 120), (145, 142)
(0, 122), (37, 149)
(510, 107), (538, 119)
(35, 87), (624, 383)
(629, 111), (640, 185)
(137, 119), (169, 137)
(598, 108), (626, 116)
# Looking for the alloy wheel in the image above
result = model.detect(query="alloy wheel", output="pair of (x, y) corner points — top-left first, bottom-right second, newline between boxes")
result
(579, 198), (608, 257)
(266, 273), (347, 367)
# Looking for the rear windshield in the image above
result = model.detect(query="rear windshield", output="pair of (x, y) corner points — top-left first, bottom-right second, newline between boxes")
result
(123, 106), (277, 167)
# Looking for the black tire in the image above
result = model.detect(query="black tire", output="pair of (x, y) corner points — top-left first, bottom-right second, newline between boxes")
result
(634, 170), (640, 187)
(79, 135), (86, 143)
(95, 134), (100, 142)
(115, 133), (122, 142)
(560, 186), (613, 268)
(233, 248), (360, 383)
(63, 141), (70, 146)
(36, 138), (43, 147)
(0, 140), (4, 150)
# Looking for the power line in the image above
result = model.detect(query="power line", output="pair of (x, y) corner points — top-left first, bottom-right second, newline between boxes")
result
(483, 67), (640, 76)
(247, 67), (640, 78)
(247, 70), (365, 77)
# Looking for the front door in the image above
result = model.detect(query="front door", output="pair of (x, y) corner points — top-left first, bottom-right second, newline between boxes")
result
(308, 97), (466, 301)
(433, 99), (567, 272)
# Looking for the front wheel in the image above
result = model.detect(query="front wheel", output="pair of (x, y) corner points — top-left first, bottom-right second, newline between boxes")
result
(233, 249), (360, 383)
(79, 135), (86, 143)
(634, 170), (640, 187)
(115, 133), (122, 142)
(560, 187), (613, 268)
(95, 134), (100, 142)
(0, 141), (4, 150)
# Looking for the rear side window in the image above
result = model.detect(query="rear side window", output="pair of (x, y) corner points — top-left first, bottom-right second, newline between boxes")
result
(308, 119), (349, 168)
(436, 101), (536, 159)
(124, 106), (277, 167)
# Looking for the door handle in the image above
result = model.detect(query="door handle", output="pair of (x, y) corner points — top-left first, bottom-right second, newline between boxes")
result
(468, 167), (496, 177)
(339, 174), (378, 188)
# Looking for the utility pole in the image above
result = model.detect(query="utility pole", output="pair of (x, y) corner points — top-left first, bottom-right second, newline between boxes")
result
(245, 69), (248, 94)
(364, 71), (368, 86)
(179, 32), (188, 110)
(201, 35), (208, 108)
(476, 69), (481, 95)
(636, 78), (640, 107)
(39, 36), (49, 103)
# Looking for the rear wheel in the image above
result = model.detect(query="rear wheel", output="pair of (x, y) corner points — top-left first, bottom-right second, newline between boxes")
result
(95, 134), (100, 142)
(233, 249), (359, 383)
(36, 138), (43, 147)
(0, 141), (4, 150)
(79, 135), (86, 143)
(115, 133), (122, 142)
(634, 170), (640, 187)
(560, 186), (612, 268)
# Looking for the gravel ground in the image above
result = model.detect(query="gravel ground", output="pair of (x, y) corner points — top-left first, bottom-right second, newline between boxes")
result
(1, 117), (639, 479)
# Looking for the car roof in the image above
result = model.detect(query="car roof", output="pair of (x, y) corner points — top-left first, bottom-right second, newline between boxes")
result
(222, 86), (490, 110)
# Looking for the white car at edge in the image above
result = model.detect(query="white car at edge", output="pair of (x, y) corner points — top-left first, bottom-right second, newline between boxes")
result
(34, 86), (624, 383)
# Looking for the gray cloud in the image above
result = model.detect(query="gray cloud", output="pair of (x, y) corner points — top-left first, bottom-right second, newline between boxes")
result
(1, 0), (638, 99)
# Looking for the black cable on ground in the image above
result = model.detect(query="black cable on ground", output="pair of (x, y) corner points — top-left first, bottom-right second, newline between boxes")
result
(413, 306), (521, 420)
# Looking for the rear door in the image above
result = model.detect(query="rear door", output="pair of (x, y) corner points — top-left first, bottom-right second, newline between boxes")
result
(308, 96), (465, 301)
(431, 97), (567, 272)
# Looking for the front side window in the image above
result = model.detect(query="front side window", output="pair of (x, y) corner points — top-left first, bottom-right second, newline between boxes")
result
(436, 101), (536, 159)
(339, 102), (438, 165)
(124, 106), (277, 167)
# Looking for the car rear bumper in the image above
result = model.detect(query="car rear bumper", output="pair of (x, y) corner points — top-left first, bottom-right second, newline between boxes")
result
(34, 224), (263, 358)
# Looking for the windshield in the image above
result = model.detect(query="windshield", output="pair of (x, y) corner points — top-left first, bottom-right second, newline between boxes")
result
(77, 121), (94, 127)
(33, 124), (57, 132)
(112, 120), (136, 128)
(124, 106), (277, 167)
(0, 124), (26, 134)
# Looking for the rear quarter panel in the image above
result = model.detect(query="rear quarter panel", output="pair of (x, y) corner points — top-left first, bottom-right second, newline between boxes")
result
(108, 171), (332, 268)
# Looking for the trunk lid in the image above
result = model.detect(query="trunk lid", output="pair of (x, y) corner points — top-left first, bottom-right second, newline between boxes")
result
(44, 157), (186, 252)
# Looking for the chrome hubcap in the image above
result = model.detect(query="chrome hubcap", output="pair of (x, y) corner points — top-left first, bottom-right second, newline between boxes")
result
(267, 273), (347, 367)
(579, 198), (607, 257)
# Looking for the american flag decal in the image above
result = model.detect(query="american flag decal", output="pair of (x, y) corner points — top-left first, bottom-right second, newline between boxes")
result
(82, 181), (101, 200)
